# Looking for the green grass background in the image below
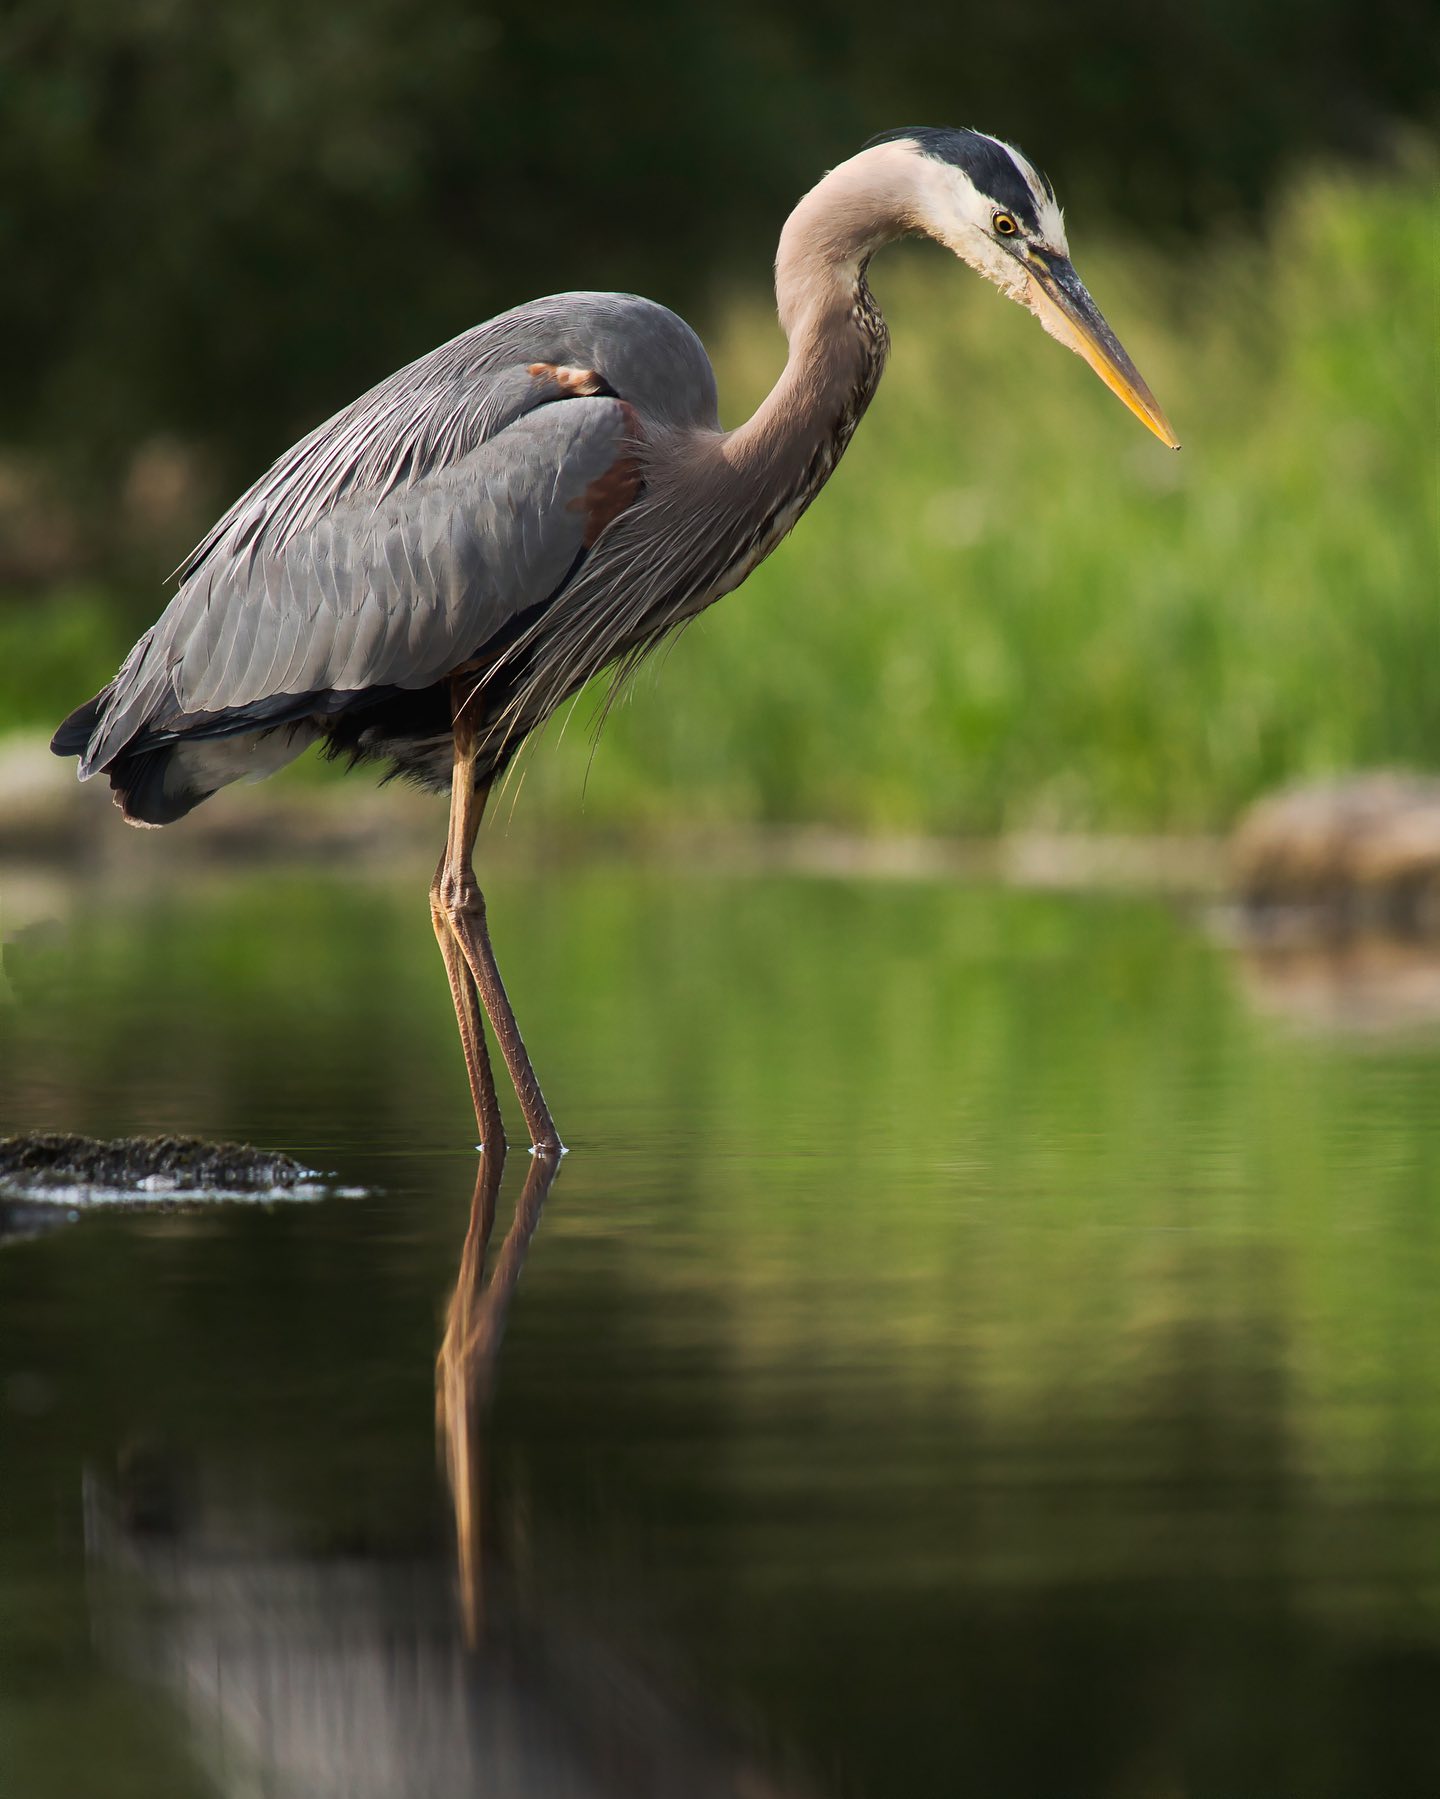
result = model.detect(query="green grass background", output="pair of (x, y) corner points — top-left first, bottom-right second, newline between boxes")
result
(6, 160), (1436, 835)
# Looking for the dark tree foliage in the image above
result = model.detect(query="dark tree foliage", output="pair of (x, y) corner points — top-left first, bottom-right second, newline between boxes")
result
(1, 0), (1435, 486)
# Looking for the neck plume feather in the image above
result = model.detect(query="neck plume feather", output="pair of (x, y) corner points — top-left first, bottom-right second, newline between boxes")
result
(724, 144), (918, 472)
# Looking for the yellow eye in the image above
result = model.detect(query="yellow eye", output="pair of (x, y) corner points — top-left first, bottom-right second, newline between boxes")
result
(993, 212), (1018, 236)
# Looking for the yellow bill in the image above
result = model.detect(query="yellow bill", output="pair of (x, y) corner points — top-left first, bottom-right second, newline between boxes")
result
(1021, 247), (1180, 450)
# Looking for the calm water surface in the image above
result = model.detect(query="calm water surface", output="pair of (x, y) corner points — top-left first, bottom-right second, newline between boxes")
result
(1, 859), (1438, 1797)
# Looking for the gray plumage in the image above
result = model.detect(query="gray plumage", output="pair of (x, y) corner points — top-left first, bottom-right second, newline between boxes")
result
(56, 294), (724, 821)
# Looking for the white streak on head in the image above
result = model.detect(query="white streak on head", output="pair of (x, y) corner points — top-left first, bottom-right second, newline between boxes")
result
(887, 132), (1069, 302)
(982, 133), (1068, 250)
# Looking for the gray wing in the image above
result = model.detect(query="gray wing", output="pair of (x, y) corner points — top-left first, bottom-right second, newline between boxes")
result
(64, 292), (719, 778)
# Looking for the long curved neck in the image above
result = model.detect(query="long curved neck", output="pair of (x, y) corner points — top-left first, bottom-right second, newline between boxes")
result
(724, 144), (919, 476)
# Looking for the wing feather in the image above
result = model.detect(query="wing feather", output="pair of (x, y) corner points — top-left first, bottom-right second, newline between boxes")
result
(61, 291), (721, 781)
(77, 397), (640, 776)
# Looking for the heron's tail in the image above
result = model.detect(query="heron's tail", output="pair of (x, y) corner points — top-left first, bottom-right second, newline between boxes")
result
(52, 689), (316, 827)
(51, 691), (107, 759)
(51, 682), (189, 825)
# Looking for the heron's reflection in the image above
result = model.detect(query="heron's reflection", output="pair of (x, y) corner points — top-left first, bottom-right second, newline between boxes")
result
(436, 1136), (559, 1644)
(81, 1119), (821, 1796)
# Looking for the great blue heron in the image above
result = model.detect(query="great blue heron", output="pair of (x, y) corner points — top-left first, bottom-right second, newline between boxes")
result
(53, 128), (1177, 1155)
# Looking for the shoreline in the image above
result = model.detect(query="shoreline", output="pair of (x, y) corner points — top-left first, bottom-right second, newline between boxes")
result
(0, 729), (1224, 895)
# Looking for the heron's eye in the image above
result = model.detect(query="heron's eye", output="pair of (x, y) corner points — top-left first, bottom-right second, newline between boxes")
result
(993, 212), (1019, 236)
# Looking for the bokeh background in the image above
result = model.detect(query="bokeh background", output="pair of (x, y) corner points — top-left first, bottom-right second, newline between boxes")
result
(4, 16), (1440, 1796)
(1, 0), (1436, 832)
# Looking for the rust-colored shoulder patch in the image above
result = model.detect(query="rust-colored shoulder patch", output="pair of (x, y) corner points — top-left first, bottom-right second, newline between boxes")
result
(570, 402), (645, 547)
(528, 362), (610, 397)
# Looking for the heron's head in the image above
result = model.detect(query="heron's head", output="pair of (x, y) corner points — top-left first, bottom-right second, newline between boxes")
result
(868, 127), (1179, 449)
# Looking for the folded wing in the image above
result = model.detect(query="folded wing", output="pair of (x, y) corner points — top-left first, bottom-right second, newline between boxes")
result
(54, 339), (647, 821)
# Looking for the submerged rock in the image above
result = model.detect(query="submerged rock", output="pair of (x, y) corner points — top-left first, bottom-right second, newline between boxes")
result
(0, 1132), (324, 1202)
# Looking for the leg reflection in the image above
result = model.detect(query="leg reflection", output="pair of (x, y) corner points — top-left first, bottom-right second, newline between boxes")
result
(436, 1133), (559, 1645)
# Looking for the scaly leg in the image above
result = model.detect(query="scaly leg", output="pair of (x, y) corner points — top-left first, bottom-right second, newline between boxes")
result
(432, 697), (563, 1155)
(430, 855), (505, 1150)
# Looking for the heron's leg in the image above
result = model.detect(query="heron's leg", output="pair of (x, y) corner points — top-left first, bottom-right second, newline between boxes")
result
(430, 857), (505, 1150)
(435, 716), (564, 1156)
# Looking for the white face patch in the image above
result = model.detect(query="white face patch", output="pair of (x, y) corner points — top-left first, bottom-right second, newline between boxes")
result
(904, 134), (1069, 305)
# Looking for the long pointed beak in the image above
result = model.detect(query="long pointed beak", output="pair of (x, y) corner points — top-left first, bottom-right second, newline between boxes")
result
(1019, 247), (1180, 450)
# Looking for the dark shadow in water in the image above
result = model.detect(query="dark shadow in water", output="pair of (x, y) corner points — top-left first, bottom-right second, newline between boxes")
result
(83, 1141), (821, 1799)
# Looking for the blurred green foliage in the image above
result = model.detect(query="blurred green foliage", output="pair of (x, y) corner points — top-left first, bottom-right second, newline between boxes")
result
(0, 587), (132, 735)
(2, 0), (1435, 484)
(7, 164), (1435, 830)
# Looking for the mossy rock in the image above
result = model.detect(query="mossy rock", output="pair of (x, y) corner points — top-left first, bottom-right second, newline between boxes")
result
(0, 1132), (322, 1196)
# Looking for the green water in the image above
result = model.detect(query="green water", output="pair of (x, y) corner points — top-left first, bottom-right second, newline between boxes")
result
(1, 860), (1438, 1797)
